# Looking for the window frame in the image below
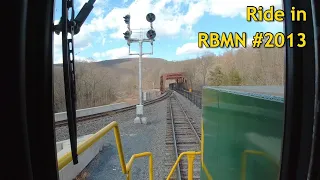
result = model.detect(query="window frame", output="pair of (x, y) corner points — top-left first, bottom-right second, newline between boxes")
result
(280, 0), (318, 179)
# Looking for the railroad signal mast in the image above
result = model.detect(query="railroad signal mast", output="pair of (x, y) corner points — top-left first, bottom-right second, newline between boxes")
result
(123, 13), (156, 124)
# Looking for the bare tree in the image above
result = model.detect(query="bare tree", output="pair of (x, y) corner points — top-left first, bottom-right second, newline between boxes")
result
(183, 62), (197, 89)
(53, 67), (65, 112)
(53, 47), (285, 112)
(198, 52), (214, 87)
(54, 61), (117, 112)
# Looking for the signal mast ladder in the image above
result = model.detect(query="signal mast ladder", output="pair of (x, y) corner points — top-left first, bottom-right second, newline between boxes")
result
(58, 121), (212, 180)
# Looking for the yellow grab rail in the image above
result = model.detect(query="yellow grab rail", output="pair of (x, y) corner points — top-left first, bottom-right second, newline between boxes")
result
(241, 150), (280, 180)
(57, 121), (153, 180)
(201, 119), (213, 180)
(125, 152), (153, 180)
(166, 151), (201, 180)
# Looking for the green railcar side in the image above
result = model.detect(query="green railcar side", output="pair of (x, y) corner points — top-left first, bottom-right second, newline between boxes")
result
(201, 86), (284, 180)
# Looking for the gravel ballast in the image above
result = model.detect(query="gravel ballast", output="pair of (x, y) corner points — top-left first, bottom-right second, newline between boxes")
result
(55, 94), (164, 142)
(56, 100), (167, 180)
(173, 91), (202, 128)
(55, 91), (202, 180)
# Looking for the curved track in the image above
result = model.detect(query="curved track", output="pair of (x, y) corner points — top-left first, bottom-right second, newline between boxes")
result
(55, 90), (172, 127)
(165, 93), (201, 180)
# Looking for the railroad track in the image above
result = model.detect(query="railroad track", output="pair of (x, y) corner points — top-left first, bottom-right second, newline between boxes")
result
(165, 93), (201, 180)
(175, 89), (202, 109)
(55, 90), (172, 127)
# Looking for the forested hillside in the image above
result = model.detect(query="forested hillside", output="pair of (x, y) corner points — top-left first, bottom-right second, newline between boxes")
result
(54, 45), (284, 112)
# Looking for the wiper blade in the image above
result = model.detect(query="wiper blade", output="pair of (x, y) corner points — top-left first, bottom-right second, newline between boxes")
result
(55, 0), (96, 165)
(61, 0), (78, 164)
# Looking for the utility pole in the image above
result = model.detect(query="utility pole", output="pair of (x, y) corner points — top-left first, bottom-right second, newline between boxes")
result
(123, 13), (156, 124)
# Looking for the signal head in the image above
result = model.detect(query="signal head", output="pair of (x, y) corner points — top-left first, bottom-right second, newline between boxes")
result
(146, 29), (156, 40)
(123, 30), (131, 40)
(146, 13), (156, 23)
(123, 14), (130, 24)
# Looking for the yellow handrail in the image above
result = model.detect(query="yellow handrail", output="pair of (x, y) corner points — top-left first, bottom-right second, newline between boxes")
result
(126, 152), (153, 180)
(241, 150), (280, 180)
(166, 151), (201, 180)
(57, 121), (153, 180)
(201, 119), (213, 180)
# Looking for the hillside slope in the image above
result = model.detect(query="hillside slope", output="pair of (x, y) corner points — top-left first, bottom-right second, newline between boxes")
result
(89, 57), (193, 90)
(53, 47), (285, 112)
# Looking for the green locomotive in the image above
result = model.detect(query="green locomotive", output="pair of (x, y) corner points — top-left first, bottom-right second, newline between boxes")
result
(201, 86), (284, 180)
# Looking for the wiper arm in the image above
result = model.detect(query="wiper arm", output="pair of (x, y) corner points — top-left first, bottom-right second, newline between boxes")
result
(54, 0), (95, 165)
(54, 0), (96, 35)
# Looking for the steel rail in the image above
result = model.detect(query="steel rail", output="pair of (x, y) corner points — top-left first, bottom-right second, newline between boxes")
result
(169, 95), (182, 180)
(175, 89), (202, 108)
(174, 94), (201, 143)
(55, 90), (172, 127)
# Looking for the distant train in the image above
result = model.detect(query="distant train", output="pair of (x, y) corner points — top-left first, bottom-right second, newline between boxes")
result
(168, 83), (177, 90)
(167, 82), (188, 92)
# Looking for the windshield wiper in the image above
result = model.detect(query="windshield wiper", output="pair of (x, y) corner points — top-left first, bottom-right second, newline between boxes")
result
(54, 0), (95, 164)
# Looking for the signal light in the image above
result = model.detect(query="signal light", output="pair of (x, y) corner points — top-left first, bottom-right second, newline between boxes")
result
(123, 30), (131, 40)
(123, 14), (130, 24)
(146, 29), (156, 40)
(146, 13), (155, 23)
